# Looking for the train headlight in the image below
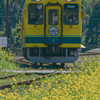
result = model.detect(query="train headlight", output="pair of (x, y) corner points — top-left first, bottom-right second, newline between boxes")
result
(66, 0), (76, 2)
(31, 0), (41, 2)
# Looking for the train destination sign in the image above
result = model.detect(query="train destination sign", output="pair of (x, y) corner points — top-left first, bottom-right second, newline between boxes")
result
(0, 37), (7, 47)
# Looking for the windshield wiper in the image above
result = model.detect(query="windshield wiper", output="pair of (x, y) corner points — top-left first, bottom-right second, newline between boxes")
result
(69, 25), (72, 28)
(34, 22), (38, 27)
(34, 24), (37, 27)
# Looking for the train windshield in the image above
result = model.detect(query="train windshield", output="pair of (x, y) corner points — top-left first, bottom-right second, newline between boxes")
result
(28, 4), (43, 25)
(48, 9), (59, 25)
(64, 4), (78, 25)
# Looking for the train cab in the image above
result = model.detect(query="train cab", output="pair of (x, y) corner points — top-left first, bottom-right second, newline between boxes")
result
(21, 0), (85, 65)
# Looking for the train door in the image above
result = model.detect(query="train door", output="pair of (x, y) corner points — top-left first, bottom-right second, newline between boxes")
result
(44, 5), (62, 46)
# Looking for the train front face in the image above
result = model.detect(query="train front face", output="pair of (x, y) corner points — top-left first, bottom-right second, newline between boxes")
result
(21, 0), (82, 63)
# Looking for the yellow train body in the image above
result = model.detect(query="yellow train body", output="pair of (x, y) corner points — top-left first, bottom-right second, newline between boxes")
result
(21, 0), (84, 64)
(21, 0), (82, 48)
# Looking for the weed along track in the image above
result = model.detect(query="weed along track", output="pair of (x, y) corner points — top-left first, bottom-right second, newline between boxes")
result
(0, 49), (100, 99)
(4, 52), (99, 86)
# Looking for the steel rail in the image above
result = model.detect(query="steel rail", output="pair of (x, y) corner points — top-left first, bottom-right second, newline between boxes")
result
(0, 73), (21, 79)
(79, 53), (100, 56)
(0, 73), (54, 89)
(0, 72), (36, 79)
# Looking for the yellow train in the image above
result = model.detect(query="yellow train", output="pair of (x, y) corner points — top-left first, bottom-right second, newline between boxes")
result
(21, 0), (85, 67)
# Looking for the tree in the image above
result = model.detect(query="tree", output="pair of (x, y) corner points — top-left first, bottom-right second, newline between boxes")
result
(81, 0), (99, 31)
(85, 1), (100, 45)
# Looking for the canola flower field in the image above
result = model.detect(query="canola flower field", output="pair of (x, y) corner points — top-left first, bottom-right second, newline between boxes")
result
(0, 47), (100, 100)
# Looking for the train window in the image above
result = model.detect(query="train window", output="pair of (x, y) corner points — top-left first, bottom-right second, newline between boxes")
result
(48, 9), (58, 25)
(64, 4), (78, 25)
(28, 4), (43, 25)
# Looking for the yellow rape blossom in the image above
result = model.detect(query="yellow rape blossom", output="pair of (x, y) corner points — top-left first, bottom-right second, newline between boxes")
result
(33, 78), (36, 81)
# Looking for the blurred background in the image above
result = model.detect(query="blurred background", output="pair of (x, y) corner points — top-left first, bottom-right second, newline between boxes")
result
(0, 0), (100, 55)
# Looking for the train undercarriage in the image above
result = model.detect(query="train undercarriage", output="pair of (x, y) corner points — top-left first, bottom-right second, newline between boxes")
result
(23, 47), (79, 67)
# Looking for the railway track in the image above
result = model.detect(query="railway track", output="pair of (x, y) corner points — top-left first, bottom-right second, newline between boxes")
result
(0, 69), (83, 89)
(0, 52), (97, 90)
(79, 52), (100, 56)
(0, 72), (54, 89)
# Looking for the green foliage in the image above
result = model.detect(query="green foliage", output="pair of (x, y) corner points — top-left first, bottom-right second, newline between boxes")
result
(0, 47), (17, 70)
(82, 0), (99, 16)
(81, 0), (99, 30)
(84, 1), (100, 46)
(11, 23), (21, 51)
(0, 23), (21, 51)
(0, 0), (24, 29)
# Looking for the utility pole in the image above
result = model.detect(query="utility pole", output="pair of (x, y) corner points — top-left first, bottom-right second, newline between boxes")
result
(8, 1), (14, 51)
(6, 0), (9, 52)
(95, 19), (100, 47)
(96, 23), (98, 45)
